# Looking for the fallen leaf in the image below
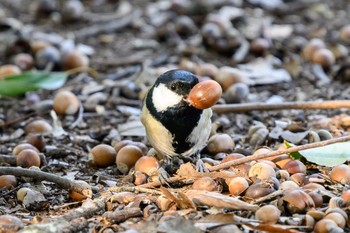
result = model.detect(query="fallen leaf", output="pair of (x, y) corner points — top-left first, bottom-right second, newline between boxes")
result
(280, 130), (309, 144)
(299, 141), (350, 167)
(185, 190), (259, 211)
(0, 71), (68, 96)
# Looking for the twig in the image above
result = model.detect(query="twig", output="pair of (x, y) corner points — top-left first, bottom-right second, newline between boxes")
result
(0, 167), (92, 198)
(209, 134), (350, 171)
(108, 186), (162, 195)
(103, 207), (143, 223)
(139, 134), (350, 188)
(212, 100), (350, 113)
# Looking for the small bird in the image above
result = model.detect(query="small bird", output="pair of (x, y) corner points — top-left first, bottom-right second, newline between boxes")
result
(141, 69), (212, 168)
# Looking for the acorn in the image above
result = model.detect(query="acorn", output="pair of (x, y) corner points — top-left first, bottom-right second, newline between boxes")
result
(0, 64), (21, 80)
(17, 187), (31, 202)
(113, 140), (148, 155)
(314, 219), (343, 233)
(13, 143), (39, 156)
(249, 162), (276, 181)
(26, 134), (46, 152)
(195, 63), (218, 78)
(16, 149), (41, 168)
(134, 156), (159, 176)
(311, 48), (335, 70)
(282, 160), (306, 175)
(35, 46), (61, 69)
(214, 66), (248, 91)
(244, 181), (275, 199)
(0, 215), (24, 232)
(25, 119), (53, 135)
(279, 180), (300, 192)
(0, 175), (17, 189)
(206, 133), (234, 154)
(134, 171), (148, 185)
(302, 38), (326, 61)
(192, 176), (219, 191)
(61, 0), (84, 22)
(228, 177), (249, 196)
(187, 79), (222, 109)
(255, 205), (281, 224)
(330, 164), (350, 184)
(282, 190), (315, 214)
(53, 90), (79, 115)
(116, 145), (143, 174)
(223, 82), (249, 103)
(89, 144), (117, 167)
(62, 50), (89, 70)
(178, 58), (197, 74)
(13, 53), (34, 71)
(30, 40), (50, 54)
(69, 190), (87, 201)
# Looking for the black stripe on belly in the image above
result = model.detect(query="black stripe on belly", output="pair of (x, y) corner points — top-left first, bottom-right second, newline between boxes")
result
(146, 89), (202, 154)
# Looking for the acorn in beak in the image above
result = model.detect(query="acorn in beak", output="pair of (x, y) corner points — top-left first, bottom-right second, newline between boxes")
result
(186, 80), (222, 110)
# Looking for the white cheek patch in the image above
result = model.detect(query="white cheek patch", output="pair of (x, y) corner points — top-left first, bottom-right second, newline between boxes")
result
(152, 83), (183, 112)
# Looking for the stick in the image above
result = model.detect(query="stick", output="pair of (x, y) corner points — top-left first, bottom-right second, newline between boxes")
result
(210, 134), (350, 171)
(139, 134), (350, 188)
(0, 167), (92, 198)
(212, 100), (350, 113)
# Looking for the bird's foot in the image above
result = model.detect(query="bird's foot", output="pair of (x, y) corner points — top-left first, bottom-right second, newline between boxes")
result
(158, 167), (171, 186)
(196, 158), (210, 173)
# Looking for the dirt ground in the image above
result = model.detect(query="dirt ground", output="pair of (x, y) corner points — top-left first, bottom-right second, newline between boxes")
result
(1, 0), (350, 232)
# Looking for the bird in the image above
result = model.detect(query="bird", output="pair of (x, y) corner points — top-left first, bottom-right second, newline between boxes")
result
(141, 69), (212, 175)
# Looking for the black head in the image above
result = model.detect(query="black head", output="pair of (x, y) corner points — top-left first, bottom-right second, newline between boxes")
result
(155, 69), (199, 97)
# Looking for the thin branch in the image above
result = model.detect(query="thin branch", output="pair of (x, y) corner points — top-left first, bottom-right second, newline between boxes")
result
(108, 186), (162, 195)
(0, 167), (92, 198)
(212, 100), (350, 113)
(209, 134), (350, 171)
(139, 134), (350, 188)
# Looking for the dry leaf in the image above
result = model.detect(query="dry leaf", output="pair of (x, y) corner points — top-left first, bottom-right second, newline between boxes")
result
(185, 190), (259, 211)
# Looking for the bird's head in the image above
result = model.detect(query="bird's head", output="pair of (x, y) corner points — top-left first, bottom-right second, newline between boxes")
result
(150, 69), (198, 112)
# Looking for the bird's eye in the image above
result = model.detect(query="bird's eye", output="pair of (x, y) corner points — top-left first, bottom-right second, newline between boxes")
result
(170, 84), (177, 91)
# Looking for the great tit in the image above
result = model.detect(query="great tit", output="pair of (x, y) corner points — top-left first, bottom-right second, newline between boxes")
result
(141, 69), (212, 164)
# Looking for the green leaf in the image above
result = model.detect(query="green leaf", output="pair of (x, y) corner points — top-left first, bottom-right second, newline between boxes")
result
(299, 141), (350, 167)
(284, 141), (302, 160)
(0, 71), (68, 96)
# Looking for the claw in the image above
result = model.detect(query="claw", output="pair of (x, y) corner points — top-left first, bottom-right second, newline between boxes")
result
(196, 158), (209, 173)
(158, 167), (171, 186)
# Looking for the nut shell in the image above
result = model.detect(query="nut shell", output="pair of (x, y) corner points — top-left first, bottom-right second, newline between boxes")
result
(134, 156), (159, 176)
(228, 177), (249, 196)
(16, 149), (41, 168)
(0, 64), (21, 80)
(89, 144), (117, 167)
(330, 164), (350, 184)
(25, 119), (53, 134)
(192, 176), (219, 191)
(116, 145), (143, 174)
(0, 175), (17, 189)
(188, 80), (222, 110)
(206, 133), (234, 154)
(53, 90), (79, 115)
(255, 205), (281, 224)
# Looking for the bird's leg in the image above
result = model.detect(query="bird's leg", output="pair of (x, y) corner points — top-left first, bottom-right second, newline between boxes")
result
(195, 152), (210, 173)
(158, 166), (171, 186)
(158, 156), (184, 186)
